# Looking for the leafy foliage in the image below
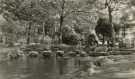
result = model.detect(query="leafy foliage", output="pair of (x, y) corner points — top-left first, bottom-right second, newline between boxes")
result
(0, 0), (133, 46)
(62, 26), (80, 45)
(95, 18), (121, 38)
(95, 18), (112, 37)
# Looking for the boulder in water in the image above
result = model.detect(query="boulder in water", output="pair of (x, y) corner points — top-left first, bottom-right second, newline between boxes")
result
(16, 49), (25, 57)
(74, 50), (87, 57)
(56, 50), (65, 57)
(7, 50), (20, 59)
(80, 51), (87, 57)
(95, 56), (115, 66)
(42, 50), (52, 58)
(67, 51), (76, 57)
(28, 51), (39, 57)
(94, 46), (108, 52)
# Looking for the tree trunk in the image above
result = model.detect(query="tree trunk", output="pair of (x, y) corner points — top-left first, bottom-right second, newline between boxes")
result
(102, 34), (105, 45)
(59, 15), (64, 44)
(108, 6), (115, 46)
(43, 22), (45, 42)
(59, 0), (65, 44)
(27, 22), (32, 44)
(93, 30), (100, 45)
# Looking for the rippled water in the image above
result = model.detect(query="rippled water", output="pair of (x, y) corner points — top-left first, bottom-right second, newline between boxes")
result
(0, 56), (78, 79)
(0, 55), (135, 79)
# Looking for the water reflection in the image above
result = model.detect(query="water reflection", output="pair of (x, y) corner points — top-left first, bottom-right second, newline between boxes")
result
(0, 55), (135, 79)
(0, 56), (77, 79)
(57, 58), (68, 75)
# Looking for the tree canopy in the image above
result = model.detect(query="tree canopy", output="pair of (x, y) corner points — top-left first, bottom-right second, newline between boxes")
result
(0, 0), (134, 45)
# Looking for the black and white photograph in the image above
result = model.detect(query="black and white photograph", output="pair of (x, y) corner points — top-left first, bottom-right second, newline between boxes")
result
(0, 0), (135, 79)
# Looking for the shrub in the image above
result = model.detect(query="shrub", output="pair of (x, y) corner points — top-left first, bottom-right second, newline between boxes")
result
(61, 25), (81, 45)
(62, 33), (80, 45)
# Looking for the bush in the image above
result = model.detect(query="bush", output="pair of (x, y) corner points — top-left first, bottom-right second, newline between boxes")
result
(62, 33), (80, 45)
(85, 34), (98, 47)
(61, 25), (80, 45)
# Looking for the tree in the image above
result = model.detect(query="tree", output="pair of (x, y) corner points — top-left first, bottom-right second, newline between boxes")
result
(0, 0), (51, 44)
(95, 18), (112, 45)
(0, 20), (26, 44)
(49, 0), (87, 43)
(62, 25), (80, 45)
(93, 0), (132, 46)
(95, 18), (121, 45)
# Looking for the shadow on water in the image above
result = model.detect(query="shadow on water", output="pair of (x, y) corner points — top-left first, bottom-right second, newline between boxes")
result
(0, 56), (78, 79)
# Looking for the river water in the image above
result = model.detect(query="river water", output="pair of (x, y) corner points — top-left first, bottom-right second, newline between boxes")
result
(0, 55), (135, 79)
(0, 56), (78, 79)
